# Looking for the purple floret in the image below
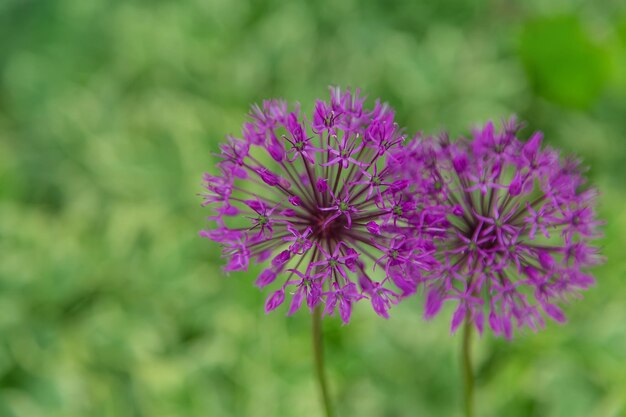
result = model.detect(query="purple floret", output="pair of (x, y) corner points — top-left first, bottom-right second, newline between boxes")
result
(200, 87), (439, 323)
(392, 118), (604, 338)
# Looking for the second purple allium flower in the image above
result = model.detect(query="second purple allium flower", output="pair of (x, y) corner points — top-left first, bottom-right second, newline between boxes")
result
(393, 118), (604, 338)
(200, 88), (438, 322)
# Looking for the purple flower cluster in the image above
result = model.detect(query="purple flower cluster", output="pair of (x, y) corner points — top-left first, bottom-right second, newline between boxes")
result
(200, 86), (604, 336)
(200, 88), (438, 323)
(393, 119), (604, 338)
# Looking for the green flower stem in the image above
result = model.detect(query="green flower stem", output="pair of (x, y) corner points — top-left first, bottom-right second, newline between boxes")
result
(462, 318), (475, 417)
(312, 305), (335, 417)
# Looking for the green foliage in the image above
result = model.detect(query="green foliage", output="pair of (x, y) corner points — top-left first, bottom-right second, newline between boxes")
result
(1, 1), (625, 416)
(520, 15), (610, 109)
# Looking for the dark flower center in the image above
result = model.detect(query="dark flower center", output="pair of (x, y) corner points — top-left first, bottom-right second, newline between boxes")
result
(311, 209), (350, 240)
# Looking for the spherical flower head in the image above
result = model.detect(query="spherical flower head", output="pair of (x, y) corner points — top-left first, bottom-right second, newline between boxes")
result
(393, 118), (605, 338)
(199, 87), (438, 323)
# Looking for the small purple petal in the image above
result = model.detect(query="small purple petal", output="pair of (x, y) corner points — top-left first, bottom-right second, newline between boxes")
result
(317, 178), (328, 193)
(255, 268), (278, 288)
(256, 168), (280, 186)
(424, 288), (444, 319)
(339, 298), (352, 324)
(543, 303), (566, 323)
(265, 288), (285, 313)
(450, 303), (467, 333)
(288, 287), (305, 316)
(272, 250), (291, 267)
(366, 221), (381, 235)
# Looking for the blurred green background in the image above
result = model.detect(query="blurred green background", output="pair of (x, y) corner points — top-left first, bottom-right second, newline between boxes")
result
(1, 0), (626, 416)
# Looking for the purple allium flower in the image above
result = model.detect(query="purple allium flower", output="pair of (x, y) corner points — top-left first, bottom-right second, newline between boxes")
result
(200, 88), (438, 323)
(392, 118), (604, 338)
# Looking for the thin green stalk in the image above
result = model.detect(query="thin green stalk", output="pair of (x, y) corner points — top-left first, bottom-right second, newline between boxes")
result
(462, 319), (475, 417)
(312, 305), (334, 417)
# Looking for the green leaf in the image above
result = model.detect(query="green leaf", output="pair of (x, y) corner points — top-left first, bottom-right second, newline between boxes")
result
(520, 15), (610, 109)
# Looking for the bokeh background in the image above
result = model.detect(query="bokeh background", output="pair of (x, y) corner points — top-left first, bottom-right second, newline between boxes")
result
(1, 0), (626, 416)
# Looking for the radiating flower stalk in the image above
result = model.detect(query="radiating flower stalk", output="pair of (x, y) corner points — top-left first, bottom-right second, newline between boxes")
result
(393, 119), (604, 416)
(200, 87), (604, 417)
